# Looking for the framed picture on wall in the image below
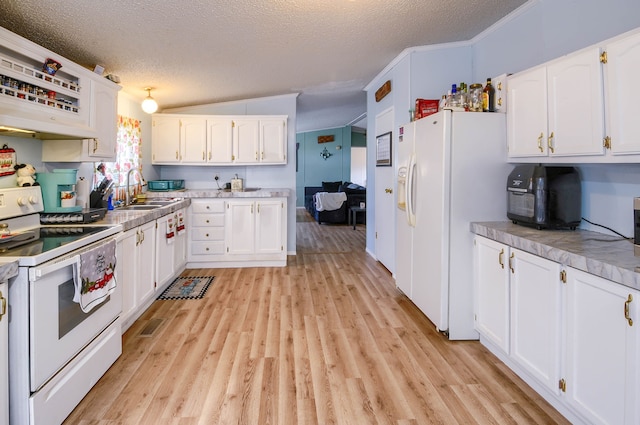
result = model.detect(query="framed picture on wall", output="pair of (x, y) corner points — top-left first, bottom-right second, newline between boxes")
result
(376, 131), (392, 166)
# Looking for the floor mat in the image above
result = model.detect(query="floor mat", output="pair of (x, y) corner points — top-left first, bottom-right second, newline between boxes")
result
(157, 276), (214, 300)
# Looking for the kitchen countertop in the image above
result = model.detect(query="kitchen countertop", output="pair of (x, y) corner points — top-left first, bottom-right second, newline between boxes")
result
(471, 221), (640, 291)
(99, 199), (191, 232)
(98, 188), (290, 232)
(143, 188), (291, 198)
(0, 260), (18, 282)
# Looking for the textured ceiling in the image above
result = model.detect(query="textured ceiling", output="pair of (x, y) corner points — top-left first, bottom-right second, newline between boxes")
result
(0, 0), (527, 132)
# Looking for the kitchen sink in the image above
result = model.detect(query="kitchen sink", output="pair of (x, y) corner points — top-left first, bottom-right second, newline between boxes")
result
(118, 204), (162, 211)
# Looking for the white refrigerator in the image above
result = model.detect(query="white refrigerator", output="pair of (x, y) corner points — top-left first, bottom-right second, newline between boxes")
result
(395, 110), (510, 340)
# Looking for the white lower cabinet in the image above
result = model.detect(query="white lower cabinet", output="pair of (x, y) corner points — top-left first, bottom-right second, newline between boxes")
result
(564, 267), (640, 425)
(1, 280), (8, 425)
(188, 199), (226, 262)
(474, 235), (640, 425)
(509, 248), (562, 395)
(155, 208), (188, 290)
(473, 237), (511, 354)
(187, 197), (286, 267)
(226, 199), (285, 257)
(116, 221), (156, 332)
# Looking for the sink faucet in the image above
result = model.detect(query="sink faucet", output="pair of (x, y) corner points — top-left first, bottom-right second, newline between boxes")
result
(126, 168), (144, 206)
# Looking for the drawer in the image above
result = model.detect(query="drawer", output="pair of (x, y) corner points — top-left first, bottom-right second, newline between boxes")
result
(191, 227), (224, 241)
(191, 214), (224, 227)
(191, 241), (225, 255)
(191, 200), (224, 214)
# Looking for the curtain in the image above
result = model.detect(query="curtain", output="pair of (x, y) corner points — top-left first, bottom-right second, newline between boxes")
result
(95, 115), (142, 202)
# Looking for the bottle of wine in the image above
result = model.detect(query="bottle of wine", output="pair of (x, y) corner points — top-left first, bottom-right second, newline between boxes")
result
(482, 78), (495, 112)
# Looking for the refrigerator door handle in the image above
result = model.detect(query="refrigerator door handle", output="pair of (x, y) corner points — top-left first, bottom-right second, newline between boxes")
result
(406, 153), (416, 227)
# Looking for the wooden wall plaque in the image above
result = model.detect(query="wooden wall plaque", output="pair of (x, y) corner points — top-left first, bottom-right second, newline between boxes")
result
(375, 80), (391, 102)
(317, 135), (335, 144)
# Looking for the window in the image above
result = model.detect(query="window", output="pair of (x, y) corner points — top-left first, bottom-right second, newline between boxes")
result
(94, 115), (143, 202)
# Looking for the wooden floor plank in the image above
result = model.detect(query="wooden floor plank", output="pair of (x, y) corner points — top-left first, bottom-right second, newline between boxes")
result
(63, 208), (569, 425)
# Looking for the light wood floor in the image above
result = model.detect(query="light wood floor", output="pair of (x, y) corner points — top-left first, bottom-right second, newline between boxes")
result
(64, 208), (569, 424)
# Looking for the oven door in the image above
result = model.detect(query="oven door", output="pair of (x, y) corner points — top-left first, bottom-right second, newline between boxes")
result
(28, 241), (122, 391)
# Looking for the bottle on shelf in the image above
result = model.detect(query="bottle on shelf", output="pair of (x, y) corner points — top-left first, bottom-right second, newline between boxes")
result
(482, 78), (495, 112)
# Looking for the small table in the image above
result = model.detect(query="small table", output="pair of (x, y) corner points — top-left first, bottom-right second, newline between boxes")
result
(349, 207), (366, 230)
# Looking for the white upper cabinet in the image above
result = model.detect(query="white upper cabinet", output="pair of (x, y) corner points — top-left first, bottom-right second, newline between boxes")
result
(508, 47), (605, 160)
(0, 25), (124, 145)
(605, 30), (640, 155)
(152, 114), (287, 165)
(180, 116), (208, 163)
(151, 115), (181, 163)
(233, 118), (261, 163)
(507, 66), (549, 157)
(207, 117), (234, 163)
(507, 27), (640, 163)
(260, 117), (287, 163)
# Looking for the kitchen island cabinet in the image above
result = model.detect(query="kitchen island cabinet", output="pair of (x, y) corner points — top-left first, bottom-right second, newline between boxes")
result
(471, 223), (640, 425)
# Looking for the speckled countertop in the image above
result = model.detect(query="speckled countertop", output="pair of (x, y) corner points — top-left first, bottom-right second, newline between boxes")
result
(0, 260), (18, 282)
(98, 188), (290, 232)
(471, 221), (640, 291)
(143, 188), (291, 199)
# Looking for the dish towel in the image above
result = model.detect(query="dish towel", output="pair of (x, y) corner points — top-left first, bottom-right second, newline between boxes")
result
(166, 215), (175, 244)
(314, 192), (347, 211)
(73, 239), (117, 313)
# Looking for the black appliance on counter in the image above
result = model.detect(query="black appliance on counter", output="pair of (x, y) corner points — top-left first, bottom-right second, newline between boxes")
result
(506, 165), (581, 230)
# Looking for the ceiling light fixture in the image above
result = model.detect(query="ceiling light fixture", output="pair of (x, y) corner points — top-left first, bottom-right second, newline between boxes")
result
(141, 87), (158, 114)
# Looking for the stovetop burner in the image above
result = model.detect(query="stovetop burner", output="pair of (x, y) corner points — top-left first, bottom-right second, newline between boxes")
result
(0, 226), (113, 257)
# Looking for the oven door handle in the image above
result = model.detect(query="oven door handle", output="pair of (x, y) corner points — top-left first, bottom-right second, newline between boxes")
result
(28, 255), (80, 282)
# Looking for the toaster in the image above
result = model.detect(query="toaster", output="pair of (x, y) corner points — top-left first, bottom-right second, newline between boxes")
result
(506, 165), (582, 230)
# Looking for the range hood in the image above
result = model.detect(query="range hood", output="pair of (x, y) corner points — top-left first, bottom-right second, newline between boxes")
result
(0, 111), (97, 140)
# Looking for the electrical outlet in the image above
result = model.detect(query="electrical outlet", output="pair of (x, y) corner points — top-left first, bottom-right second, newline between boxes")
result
(214, 173), (219, 181)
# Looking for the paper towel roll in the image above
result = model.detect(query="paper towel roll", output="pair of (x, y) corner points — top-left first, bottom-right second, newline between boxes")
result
(76, 177), (90, 209)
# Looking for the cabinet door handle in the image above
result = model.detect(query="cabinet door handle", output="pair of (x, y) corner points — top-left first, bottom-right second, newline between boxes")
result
(509, 252), (515, 274)
(202, 151), (205, 160)
(548, 132), (555, 153)
(498, 248), (504, 269)
(0, 290), (6, 321)
(625, 294), (634, 326)
(208, 151), (212, 160)
(385, 188), (393, 194)
(93, 139), (99, 153)
(537, 132), (544, 152)
(175, 150), (179, 160)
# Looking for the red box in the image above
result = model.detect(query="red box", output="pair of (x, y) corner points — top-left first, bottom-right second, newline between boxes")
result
(415, 99), (439, 120)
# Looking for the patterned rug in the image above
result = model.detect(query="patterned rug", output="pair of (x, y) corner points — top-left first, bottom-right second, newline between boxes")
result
(157, 276), (214, 300)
